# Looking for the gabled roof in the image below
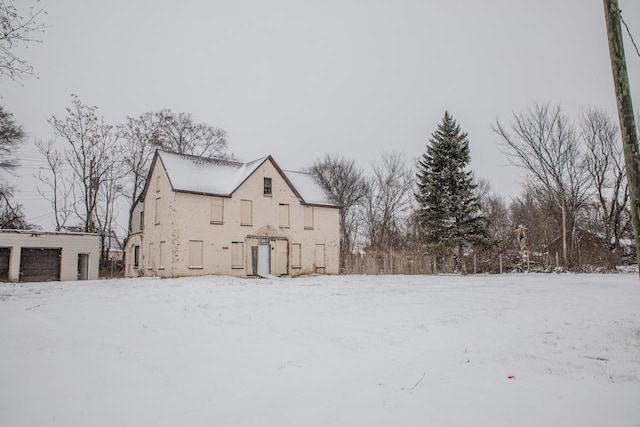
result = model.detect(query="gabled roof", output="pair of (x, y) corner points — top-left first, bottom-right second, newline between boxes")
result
(153, 151), (338, 208)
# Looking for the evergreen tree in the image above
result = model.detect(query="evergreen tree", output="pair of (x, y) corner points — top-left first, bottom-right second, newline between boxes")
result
(415, 111), (488, 273)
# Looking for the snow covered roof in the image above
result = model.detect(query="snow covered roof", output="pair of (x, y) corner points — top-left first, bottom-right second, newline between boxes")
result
(155, 151), (338, 207)
(283, 169), (336, 206)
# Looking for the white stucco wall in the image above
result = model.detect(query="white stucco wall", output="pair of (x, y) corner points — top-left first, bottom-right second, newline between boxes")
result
(0, 230), (100, 282)
(125, 157), (340, 278)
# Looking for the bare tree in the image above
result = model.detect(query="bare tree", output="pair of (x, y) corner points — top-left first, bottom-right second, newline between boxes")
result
(580, 107), (628, 262)
(493, 102), (591, 268)
(48, 95), (121, 235)
(154, 110), (227, 158)
(476, 177), (511, 257)
(0, 105), (23, 171)
(308, 154), (368, 264)
(34, 138), (73, 230)
(0, 183), (27, 228)
(0, 105), (27, 228)
(508, 186), (559, 268)
(0, 0), (46, 82)
(118, 113), (163, 207)
(95, 162), (124, 262)
(364, 151), (414, 252)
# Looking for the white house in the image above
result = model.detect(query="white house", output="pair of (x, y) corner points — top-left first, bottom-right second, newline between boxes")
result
(0, 230), (100, 282)
(124, 151), (340, 278)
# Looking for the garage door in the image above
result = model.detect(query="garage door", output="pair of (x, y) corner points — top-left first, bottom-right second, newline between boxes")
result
(0, 248), (9, 281)
(20, 248), (61, 282)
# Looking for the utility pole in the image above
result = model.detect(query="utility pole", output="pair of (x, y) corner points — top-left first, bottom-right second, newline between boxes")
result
(603, 0), (640, 276)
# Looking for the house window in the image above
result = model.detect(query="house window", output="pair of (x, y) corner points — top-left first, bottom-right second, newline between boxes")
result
(304, 206), (314, 230)
(148, 242), (155, 270)
(291, 243), (301, 269)
(264, 177), (272, 195)
(155, 197), (161, 225)
(139, 211), (144, 231)
(241, 199), (252, 226)
(156, 175), (160, 192)
(134, 245), (140, 268)
(315, 244), (326, 268)
(231, 241), (244, 268)
(188, 240), (203, 269)
(210, 197), (224, 224)
(159, 241), (166, 270)
(279, 204), (290, 228)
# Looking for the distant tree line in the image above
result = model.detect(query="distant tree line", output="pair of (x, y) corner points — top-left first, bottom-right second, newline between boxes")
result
(311, 105), (635, 273)
(1, 97), (635, 273)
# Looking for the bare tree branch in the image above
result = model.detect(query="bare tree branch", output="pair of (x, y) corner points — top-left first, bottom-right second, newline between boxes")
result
(493, 102), (590, 268)
(34, 138), (74, 231)
(0, 0), (47, 82)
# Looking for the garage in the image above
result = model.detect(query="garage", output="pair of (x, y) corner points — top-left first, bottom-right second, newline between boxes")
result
(19, 248), (61, 282)
(0, 248), (9, 281)
(1, 230), (99, 282)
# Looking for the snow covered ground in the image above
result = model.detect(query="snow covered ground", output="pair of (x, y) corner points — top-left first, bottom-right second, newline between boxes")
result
(1, 273), (639, 427)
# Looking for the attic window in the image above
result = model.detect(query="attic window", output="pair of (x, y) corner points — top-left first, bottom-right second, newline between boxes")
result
(264, 177), (272, 195)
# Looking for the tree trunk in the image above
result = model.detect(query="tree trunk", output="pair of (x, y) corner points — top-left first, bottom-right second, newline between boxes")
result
(561, 199), (568, 268)
(458, 243), (466, 275)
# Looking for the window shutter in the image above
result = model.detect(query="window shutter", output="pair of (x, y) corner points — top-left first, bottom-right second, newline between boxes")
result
(232, 242), (244, 268)
(279, 204), (290, 228)
(210, 197), (224, 223)
(291, 243), (301, 268)
(241, 200), (252, 226)
(189, 240), (203, 268)
(315, 244), (325, 268)
(304, 206), (314, 229)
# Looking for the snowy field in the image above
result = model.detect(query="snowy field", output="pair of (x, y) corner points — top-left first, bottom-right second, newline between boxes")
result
(1, 273), (639, 427)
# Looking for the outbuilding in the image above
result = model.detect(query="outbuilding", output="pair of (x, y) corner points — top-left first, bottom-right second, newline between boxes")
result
(0, 230), (100, 282)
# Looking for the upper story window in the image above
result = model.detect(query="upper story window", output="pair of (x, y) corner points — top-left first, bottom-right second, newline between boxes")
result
(264, 177), (272, 196)
(154, 197), (161, 225)
(210, 197), (224, 224)
(304, 206), (314, 230)
(279, 204), (290, 228)
(240, 199), (252, 226)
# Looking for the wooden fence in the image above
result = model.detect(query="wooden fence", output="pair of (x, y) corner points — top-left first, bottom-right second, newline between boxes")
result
(342, 253), (446, 275)
(341, 251), (559, 275)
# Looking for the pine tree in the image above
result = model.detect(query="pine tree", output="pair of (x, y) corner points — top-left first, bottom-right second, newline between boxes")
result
(415, 111), (488, 273)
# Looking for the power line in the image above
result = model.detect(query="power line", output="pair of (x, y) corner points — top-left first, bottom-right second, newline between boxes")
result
(620, 9), (640, 58)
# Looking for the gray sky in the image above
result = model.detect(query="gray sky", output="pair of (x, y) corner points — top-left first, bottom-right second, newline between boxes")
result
(3, 0), (640, 233)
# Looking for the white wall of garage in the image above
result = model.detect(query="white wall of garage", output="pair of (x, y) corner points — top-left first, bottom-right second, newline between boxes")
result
(0, 230), (100, 282)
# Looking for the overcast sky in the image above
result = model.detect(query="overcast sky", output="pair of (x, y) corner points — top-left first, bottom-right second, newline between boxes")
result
(3, 0), (640, 233)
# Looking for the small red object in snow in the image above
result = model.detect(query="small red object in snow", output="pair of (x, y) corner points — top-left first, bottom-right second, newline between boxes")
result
(508, 375), (516, 379)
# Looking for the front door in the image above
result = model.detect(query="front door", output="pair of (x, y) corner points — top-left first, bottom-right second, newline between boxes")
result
(77, 254), (89, 280)
(257, 244), (269, 275)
